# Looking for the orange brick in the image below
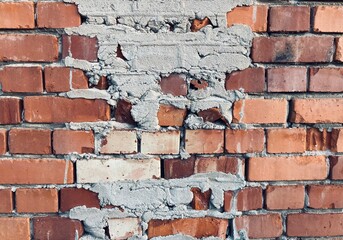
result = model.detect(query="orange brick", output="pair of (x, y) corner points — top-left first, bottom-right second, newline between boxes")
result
(53, 129), (94, 154)
(16, 188), (58, 213)
(227, 5), (268, 32)
(141, 131), (180, 154)
(225, 129), (264, 153)
(0, 129), (6, 155)
(267, 128), (306, 153)
(0, 218), (30, 240)
(0, 189), (13, 213)
(266, 185), (304, 210)
(0, 98), (22, 124)
(0, 34), (58, 62)
(236, 187), (262, 211)
(269, 6), (310, 32)
(291, 98), (343, 123)
(233, 99), (288, 124)
(24, 96), (110, 123)
(0, 159), (73, 184)
(235, 214), (282, 238)
(191, 17), (211, 32)
(100, 130), (137, 154)
(308, 185), (343, 209)
(314, 6), (343, 33)
(158, 105), (187, 126)
(9, 128), (51, 154)
(37, 2), (81, 28)
(306, 128), (333, 151)
(248, 156), (327, 181)
(185, 129), (224, 154)
(0, 2), (34, 29)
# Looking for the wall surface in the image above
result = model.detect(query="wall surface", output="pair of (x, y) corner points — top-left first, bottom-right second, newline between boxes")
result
(0, 0), (343, 239)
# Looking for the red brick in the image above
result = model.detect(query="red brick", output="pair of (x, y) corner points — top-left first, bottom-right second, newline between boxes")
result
(16, 188), (58, 213)
(0, 2), (34, 29)
(60, 188), (100, 212)
(336, 37), (343, 62)
(115, 99), (135, 124)
(269, 6), (310, 32)
(62, 35), (98, 62)
(267, 67), (307, 92)
(33, 217), (84, 240)
(291, 98), (343, 123)
(227, 5), (268, 32)
(309, 68), (343, 92)
(0, 159), (73, 184)
(267, 128), (306, 153)
(44, 67), (88, 92)
(0, 189), (13, 213)
(0, 129), (6, 155)
(252, 36), (334, 63)
(225, 129), (264, 153)
(0, 34), (58, 62)
(287, 213), (343, 237)
(190, 79), (208, 90)
(198, 108), (226, 123)
(306, 128), (333, 151)
(37, 2), (81, 28)
(185, 129), (224, 154)
(9, 128), (51, 154)
(225, 68), (265, 93)
(224, 191), (234, 212)
(158, 105), (187, 126)
(0, 98), (22, 124)
(0, 218), (30, 240)
(331, 156), (343, 180)
(160, 74), (187, 96)
(333, 129), (343, 152)
(148, 217), (228, 238)
(24, 96), (110, 123)
(53, 129), (94, 154)
(314, 6), (343, 33)
(235, 214), (282, 238)
(266, 185), (304, 210)
(236, 187), (262, 211)
(0, 66), (42, 93)
(308, 185), (343, 209)
(93, 76), (108, 90)
(191, 188), (211, 210)
(191, 17), (211, 32)
(248, 156), (327, 181)
(233, 99), (288, 124)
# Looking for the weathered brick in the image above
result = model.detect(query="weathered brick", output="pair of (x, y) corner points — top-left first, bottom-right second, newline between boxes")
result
(225, 129), (264, 153)
(0, 67), (43, 93)
(24, 96), (110, 123)
(287, 213), (343, 237)
(9, 128), (51, 154)
(233, 99), (288, 124)
(164, 157), (196, 179)
(44, 67), (88, 92)
(0, 218), (30, 240)
(0, 189), (13, 213)
(197, 108), (226, 123)
(0, 129), (6, 155)
(160, 74), (187, 96)
(309, 68), (343, 92)
(236, 187), (262, 211)
(0, 34), (58, 62)
(248, 156), (327, 181)
(191, 17), (211, 32)
(267, 67), (307, 92)
(33, 217), (84, 240)
(0, 98), (22, 124)
(16, 188), (58, 213)
(308, 185), (343, 209)
(53, 129), (94, 154)
(37, 2), (81, 28)
(60, 188), (100, 212)
(252, 36), (334, 63)
(191, 188), (211, 210)
(190, 79), (208, 90)
(333, 129), (343, 152)
(108, 218), (142, 240)
(115, 99), (135, 124)
(77, 158), (160, 183)
(331, 156), (343, 180)
(306, 128), (333, 151)
(225, 68), (265, 93)
(0, 2), (34, 29)
(101, 130), (137, 154)
(291, 98), (343, 123)
(224, 191), (234, 212)
(158, 105), (187, 126)
(267, 128), (306, 153)
(235, 214), (282, 238)
(185, 129), (224, 154)
(141, 131), (180, 154)
(62, 35), (98, 61)
(336, 37), (343, 62)
(0, 159), (73, 184)
(148, 217), (228, 238)
(266, 185), (305, 210)
(227, 5), (268, 32)
(314, 6), (343, 33)
(269, 6), (310, 32)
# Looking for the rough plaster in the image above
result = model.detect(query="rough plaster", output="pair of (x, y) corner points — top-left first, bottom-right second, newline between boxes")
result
(61, 0), (254, 239)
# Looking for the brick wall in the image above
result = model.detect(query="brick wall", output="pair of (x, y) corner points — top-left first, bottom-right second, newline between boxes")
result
(0, 0), (343, 239)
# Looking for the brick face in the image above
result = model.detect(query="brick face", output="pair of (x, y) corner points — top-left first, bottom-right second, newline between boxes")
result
(0, 2), (34, 29)
(53, 129), (94, 154)
(269, 6), (310, 32)
(16, 188), (58, 213)
(0, 218), (30, 240)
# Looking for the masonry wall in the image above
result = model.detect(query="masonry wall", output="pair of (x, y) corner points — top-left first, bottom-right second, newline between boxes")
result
(0, 0), (343, 239)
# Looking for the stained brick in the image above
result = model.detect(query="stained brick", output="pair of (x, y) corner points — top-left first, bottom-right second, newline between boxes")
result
(53, 129), (94, 154)
(100, 130), (137, 154)
(225, 68), (265, 93)
(185, 129), (224, 154)
(269, 6), (310, 32)
(266, 185), (304, 210)
(236, 187), (263, 211)
(60, 188), (100, 212)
